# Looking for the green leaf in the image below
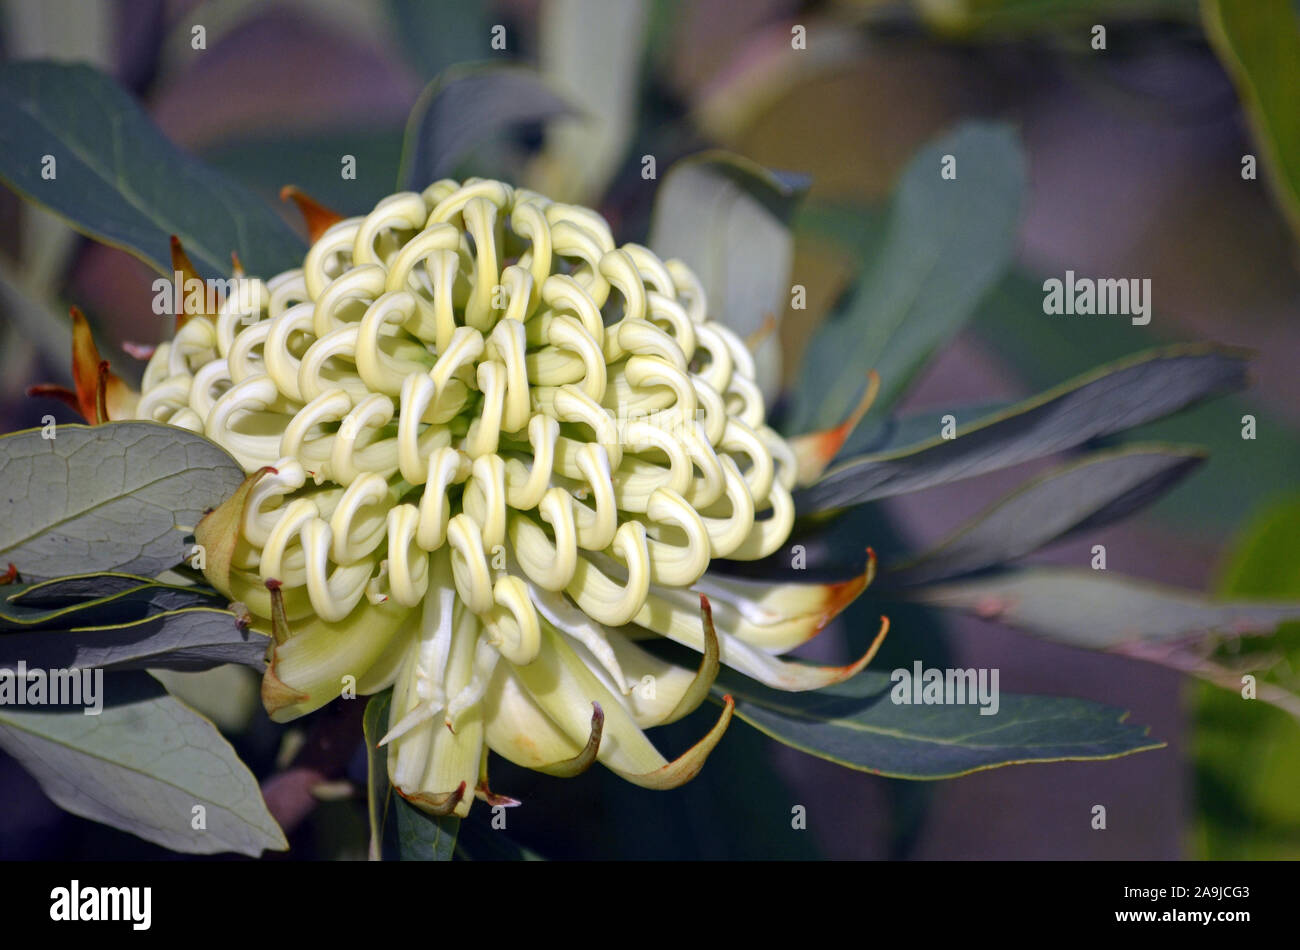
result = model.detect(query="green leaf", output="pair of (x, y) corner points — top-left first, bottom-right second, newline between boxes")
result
(715, 669), (1162, 779)
(0, 61), (304, 278)
(1203, 0), (1300, 240)
(796, 344), (1248, 513)
(971, 270), (1300, 531)
(201, 128), (405, 217)
(0, 573), (223, 629)
(913, 0), (1195, 36)
(7, 572), (155, 603)
(398, 65), (575, 189)
(793, 199), (889, 267)
(148, 664), (260, 735)
(362, 688), (458, 860)
(849, 399), (1013, 456)
(787, 121), (1025, 438)
(1218, 496), (1300, 598)
(0, 252), (70, 372)
(363, 689), (393, 861)
(897, 567), (1300, 649)
(0, 422), (244, 581)
(648, 150), (809, 398)
(883, 445), (1206, 586)
(454, 815), (545, 860)
(0, 672), (286, 855)
(0, 607), (270, 673)
(386, 0), (490, 78)
(1194, 687), (1300, 858)
(1195, 493), (1300, 858)
(394, 795), (460, 861)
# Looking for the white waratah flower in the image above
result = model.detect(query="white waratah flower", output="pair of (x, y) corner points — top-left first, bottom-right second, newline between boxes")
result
(129, 178), (885, 815)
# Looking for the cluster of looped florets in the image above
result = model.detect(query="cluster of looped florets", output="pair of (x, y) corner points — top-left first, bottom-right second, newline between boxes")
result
(133, 179), (878, 814)
(140, 178), (796, 619)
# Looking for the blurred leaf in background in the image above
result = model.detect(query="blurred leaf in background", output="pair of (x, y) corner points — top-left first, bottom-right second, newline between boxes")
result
(970, 273), (1300, 535)
(909, 0), (1196, 37)
(716, 667), (1164, 777)
(1202, 0), (1300, 243)
(788, 121), (1024, 443)
(204, 130), (406, 217)
(1194, 495), (1300, 859)
(398, 65), (576, 189)
(649, 150), (810, 401)
(0, 0), (112, 299)
(386, 0), (490, 79)
(0, 62), (305, 278)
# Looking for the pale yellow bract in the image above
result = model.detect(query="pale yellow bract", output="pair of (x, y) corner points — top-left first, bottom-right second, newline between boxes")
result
(132, 178), (879, 815)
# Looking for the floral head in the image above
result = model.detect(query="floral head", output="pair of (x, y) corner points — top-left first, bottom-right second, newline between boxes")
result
(129, 178), (882, 815)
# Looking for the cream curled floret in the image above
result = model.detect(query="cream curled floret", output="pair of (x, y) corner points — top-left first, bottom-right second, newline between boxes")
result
(132, 178), (885, 815)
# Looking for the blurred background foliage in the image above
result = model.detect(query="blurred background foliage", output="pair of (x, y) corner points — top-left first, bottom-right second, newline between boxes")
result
(1, 0), (1298, 859)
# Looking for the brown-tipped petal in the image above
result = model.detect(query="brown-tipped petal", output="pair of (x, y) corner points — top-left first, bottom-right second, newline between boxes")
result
(266, 579), (292, 645)
(483, 667), (585, 768)
(261, 652), (311, 715)
(612, 696), (734, 790)
(265, 597), (417, 722)
(509, 627), (668, 775)
(473, 747), (520, 807)
(747, 616), (888, 691)
(230, 250), (245, 278)
(397, 780), (467, 817)
(635, 555), (882, 690)
(788, 370), (881, 485)
(640, 572), (871, 655)
(820, 545), (879, 630)
(859, 615), (890, 669)
(62, 308), (138, 424)
(536, 702), (604, 777)
(194, 466), (276, 598)
(170, 235), (203, 330)
(788, 613), (891, 687)
(663, 595), (722, 723)
(798, 547), (877, 638)
(745, 313), (778, 352)
(281, 185), (344, 243)
(669, 547), (877, 653)
(70, 308), (107, 422)
(474, 781), (521, 808)
(103, 374), (139, 422)
(765, 614), (890, 690)
(70, 307), (101, 422)
(94, 362), (110, 425)
(26, 384), (81, 414)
